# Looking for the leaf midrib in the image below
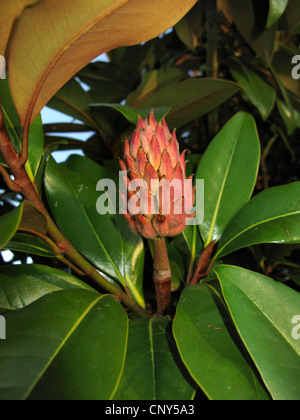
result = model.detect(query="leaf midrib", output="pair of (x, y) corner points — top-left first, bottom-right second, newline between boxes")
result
(205, 117), (244, 246)
(149, 318), (156, 399)
(220, 272), (300, 360)
(216, 209), (300, 258)
(22, 0), (133, 127)
(173, 295), (263, 401)
(141, 79), (240, 116)
(64, 168), (125, 285)
(24, 294), (103, 400)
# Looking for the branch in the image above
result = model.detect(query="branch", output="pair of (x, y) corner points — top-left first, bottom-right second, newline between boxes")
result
(0, 164), (22, 192)
(189, 241), (216, 285)
(0, 101), (148, 318)
(19, 122), (29, 167)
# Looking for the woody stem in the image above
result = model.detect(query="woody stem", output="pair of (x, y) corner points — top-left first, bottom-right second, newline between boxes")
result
(0, 102), (148, 318)
(153, 237), (172, 316)
(189, 241), (216, 285)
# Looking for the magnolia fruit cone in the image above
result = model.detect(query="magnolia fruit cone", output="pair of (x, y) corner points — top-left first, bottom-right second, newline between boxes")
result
(120, 111), (195, 239)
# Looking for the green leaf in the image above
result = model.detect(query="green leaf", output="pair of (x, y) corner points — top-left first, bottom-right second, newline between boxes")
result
(0, 204), (23, 250)
(90, 103), (170, 125)
(0, 264), (93, 311)
(114, 317), (195, 400)
(45, 155), (145, 308)
(19, 201), (48, 235)
(270, 61), (298, 136)
(173, 285), (269, 400)
(167, 242), (185, 291)
(284, 0), (300, 32)
(137, 79), (240, 129)
(267, 0), (289, 28)
(175, 1), (205, 51)
(230, 0), (276, 66)
(47, 77), (99, 130)
(27, 114), (44, 179)
(0, 290), (128, 400)
(276, 99), (299, 135)
(216, 182), (300, 258)
(0, 78), (44, 181)
(180, 225), (203, 282)
(215, 265), (300, 400)
(181, 225), (203, 259)
(78, 61), (134, 103)
(126, 67), (186, 107)
(272, 48), (300, 98)
(196, 112), (260, 247)
(5, 233), (56, 258)
(229, 59), (276, 120)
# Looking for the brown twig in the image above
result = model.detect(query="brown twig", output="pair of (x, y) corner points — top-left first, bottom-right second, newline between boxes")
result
(189, 241), (216, 285)
(0, 99), (148, 318)
(0, 163), (22, 192)
(19, 121), (30, 167)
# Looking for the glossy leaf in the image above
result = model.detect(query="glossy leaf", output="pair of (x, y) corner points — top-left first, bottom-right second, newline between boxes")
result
(78, 61), (134, 103)
(215, 265), (300, 400)
(276, 99), (299, 135)
(216, 182), (300, 258)
(90, 103), (170, 125)
(230, 0), (276, 66)
(196, 112), (260, 247)
(182, 225), (203, 256)
(180, 225), (203, 282)
(270, 60), (299, 138)
(175, 1), (205, 50)
(5, 233), (56, 258)
(114, 317), (195, 400)
(173, 285), (269, 400)
(0, 204), (23, 251)
(45, 155), (145, 307)
(7, 0), (197, 126)
(284, 0), (300, 32)
(0, 264), (93, 312)
(267, 0), (289, 28)
(0, 290), (128, 400)
(173, 227), (203, 287)
(126, 67), (186, 107)
(47, 78), (100, 130)
(229, 59), (276, 121)
(137, 79), (240, 129)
